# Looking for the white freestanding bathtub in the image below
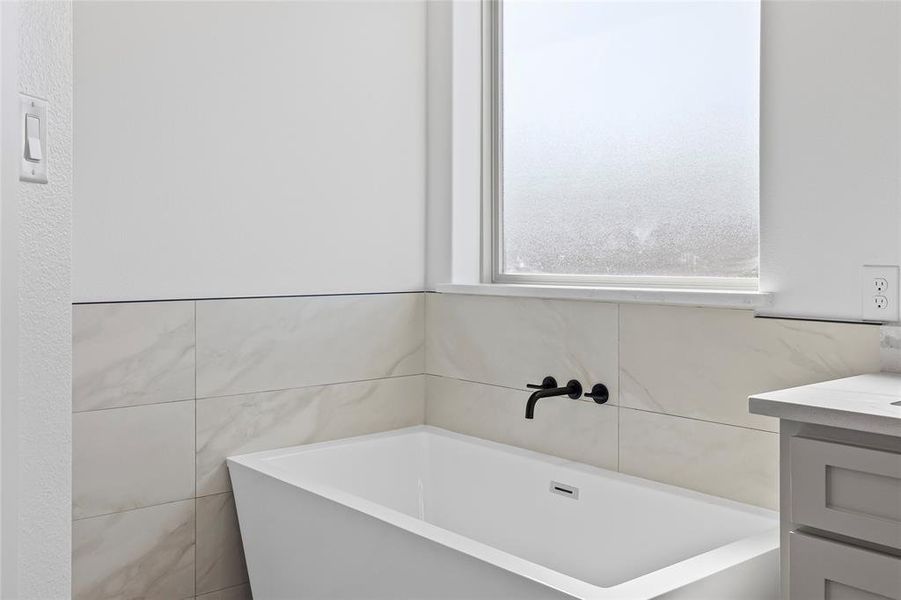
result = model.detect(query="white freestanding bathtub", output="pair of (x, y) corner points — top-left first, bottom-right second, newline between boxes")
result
(228, 426), (778, 599)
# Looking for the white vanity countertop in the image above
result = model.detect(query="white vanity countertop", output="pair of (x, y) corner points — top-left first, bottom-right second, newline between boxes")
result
(749, 373), (901, 437)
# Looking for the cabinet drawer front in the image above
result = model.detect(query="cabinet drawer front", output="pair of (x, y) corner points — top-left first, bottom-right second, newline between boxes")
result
(789, 532), (901, 600)
(791, 436), (901, 549)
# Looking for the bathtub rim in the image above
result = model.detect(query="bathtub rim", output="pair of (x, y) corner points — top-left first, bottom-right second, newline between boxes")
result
(227, 425), (779, 600)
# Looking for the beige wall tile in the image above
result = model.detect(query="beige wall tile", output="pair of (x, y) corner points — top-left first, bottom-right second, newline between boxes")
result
(426, 294), (618, 400)
(196, 375), (425, 495)
(620, 304), (880, 431)
(619, 408), (779, 509)
(73, 401), (195, 519)
(195, 293), (424, 398)
(73, 500), (195, 600)
(73, 301), (195, 411)
(196, 493), (247, 596)
(426, 375), (618, 470)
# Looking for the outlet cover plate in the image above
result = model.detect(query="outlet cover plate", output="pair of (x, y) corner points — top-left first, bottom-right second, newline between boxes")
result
(861, 265), (899, 322)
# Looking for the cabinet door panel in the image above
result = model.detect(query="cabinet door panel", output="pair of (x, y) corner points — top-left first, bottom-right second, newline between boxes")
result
(790, 532), (901, 600)
(791, 436), (901, 550)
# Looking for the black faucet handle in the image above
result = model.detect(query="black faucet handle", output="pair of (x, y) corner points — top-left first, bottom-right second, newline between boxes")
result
(527, 376), (558, 390)
(584, 383), (609, 404)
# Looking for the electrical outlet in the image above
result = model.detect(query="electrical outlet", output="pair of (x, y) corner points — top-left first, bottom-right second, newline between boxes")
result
(861, 265), (899, 322)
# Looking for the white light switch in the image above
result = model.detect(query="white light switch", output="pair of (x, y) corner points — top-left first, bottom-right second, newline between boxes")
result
(19, 94), (48, 184)
(25, 115), (42, 161)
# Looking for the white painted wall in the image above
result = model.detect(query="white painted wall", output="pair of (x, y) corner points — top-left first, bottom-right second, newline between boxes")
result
(425, 0), (481, 288)
(426, 1), (452, 289)
(427, 0), (901, 322)
(74, 1), (426, 302)
(9, 0), (73, 597)
(758, 0), (901, 320)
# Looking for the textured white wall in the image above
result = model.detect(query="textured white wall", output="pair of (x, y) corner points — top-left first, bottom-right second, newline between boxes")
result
(74, 1), (426, 302)
(16, 0), (73, 596)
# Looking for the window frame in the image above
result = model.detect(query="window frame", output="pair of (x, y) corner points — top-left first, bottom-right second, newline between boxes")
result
(480, 0), (759, 291)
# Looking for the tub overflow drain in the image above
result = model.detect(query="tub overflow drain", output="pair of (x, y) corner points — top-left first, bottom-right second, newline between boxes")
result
(549, 481), (579, 499)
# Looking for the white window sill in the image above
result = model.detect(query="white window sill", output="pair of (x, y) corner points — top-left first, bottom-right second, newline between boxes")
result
(434, 283), (773, 310)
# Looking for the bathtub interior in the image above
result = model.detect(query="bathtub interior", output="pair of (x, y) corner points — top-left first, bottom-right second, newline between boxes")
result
(248, 426), (777, 589)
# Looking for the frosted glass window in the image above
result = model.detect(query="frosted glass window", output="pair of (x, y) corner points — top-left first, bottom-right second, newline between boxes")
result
(499, 0), (760, 282)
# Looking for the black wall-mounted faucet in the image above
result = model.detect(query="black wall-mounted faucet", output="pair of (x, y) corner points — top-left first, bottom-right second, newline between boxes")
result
(525, 377), (582, 419)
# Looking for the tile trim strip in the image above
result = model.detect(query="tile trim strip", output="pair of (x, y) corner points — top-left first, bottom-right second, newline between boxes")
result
(74, 290), (426, 306)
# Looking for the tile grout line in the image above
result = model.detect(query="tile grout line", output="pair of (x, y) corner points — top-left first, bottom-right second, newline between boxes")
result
(72, 396), (197, 414)
(193, 299), (198, 598)
(73, 373), (425, 414)
(422, 292), (428, 424)
(193, 489), (235, 501)
(73, 496), (196, 523)
(620, 404), (780, 435)
(194, 373), (425, 403)
(617, 303), (621, 473)
(72, 489), (234, 523)
(196, 581), (249, 599)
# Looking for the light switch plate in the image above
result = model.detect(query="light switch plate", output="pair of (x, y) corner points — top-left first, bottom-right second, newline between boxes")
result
(19, 94), (47, 184)
(861, 265), (899, 322)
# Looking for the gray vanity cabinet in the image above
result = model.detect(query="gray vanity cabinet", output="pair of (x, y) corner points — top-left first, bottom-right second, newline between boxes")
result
(748, 373), (901, 600)
(781, 431), (901, 600)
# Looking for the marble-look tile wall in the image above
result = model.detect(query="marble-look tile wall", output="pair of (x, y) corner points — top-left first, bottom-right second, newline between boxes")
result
(425, 293), (882, 510)
(71, 290), (883, 598)
(71, 293), (425, 600)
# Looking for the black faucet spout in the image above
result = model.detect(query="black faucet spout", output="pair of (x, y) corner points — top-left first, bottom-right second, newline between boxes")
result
(525, 379), (582, 419)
